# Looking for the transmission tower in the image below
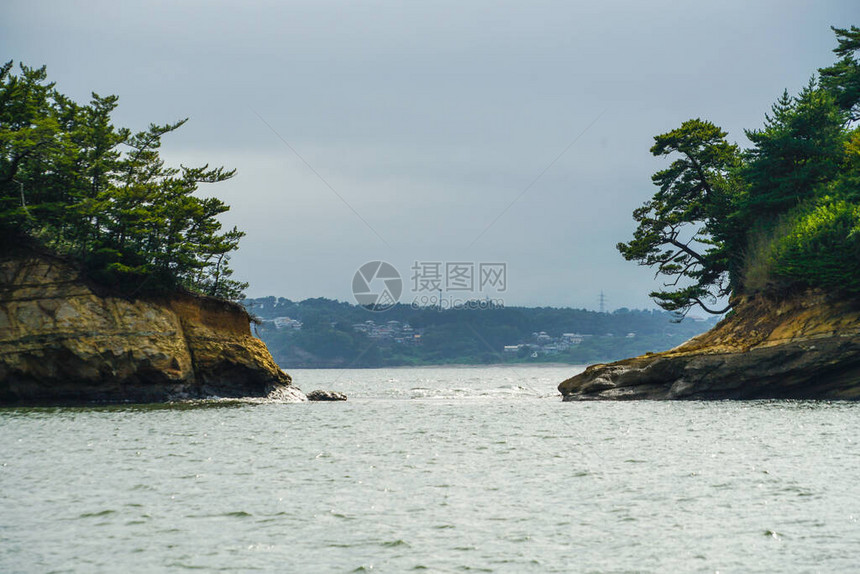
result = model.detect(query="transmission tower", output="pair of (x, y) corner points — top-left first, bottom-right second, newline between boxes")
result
(599, 291), (606, 313)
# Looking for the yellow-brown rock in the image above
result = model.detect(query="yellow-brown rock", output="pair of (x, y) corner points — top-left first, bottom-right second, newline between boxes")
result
(0, 247), (304, 405)
(559, 292), (860, 400)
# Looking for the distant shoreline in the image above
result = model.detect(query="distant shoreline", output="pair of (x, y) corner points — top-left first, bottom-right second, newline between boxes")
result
(285, 362), (589, 370)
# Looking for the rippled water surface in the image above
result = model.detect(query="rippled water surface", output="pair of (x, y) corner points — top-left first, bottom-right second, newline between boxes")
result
(2, 365), (859, 573)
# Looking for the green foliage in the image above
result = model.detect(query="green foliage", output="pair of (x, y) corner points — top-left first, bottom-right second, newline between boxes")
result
(741, 81), (847, 222)
(621, 26), (860, 313)
(617, 119), (741, 316)
(829, 128), (860, 201)
(770, 198), (860, 294)
(819, 25), (860, 121)
(0, 61), (246, 300)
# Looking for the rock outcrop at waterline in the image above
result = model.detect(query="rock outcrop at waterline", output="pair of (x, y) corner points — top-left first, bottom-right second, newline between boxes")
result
(0, 247), (305, 405)
(306, 389), (348, 401)
(559, 292), (860, 401)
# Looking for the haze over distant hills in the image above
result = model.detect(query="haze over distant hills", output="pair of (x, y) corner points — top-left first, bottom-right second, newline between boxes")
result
(245, 296), (718, 368)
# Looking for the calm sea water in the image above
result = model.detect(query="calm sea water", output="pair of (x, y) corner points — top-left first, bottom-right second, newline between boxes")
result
(1, 365), (859, 573)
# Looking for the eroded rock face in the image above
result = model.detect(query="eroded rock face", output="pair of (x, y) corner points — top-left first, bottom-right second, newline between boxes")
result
(0, 248), (304, 405)
(559, 293), (860, 401)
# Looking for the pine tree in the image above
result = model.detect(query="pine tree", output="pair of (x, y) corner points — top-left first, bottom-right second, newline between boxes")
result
(0, 61), (248, 301)
(617, 119), (741, 315)
(819, 25), (860, 122)
(741, 81), (847, 223)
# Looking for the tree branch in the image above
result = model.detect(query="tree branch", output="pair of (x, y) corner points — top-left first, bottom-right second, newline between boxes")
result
(0, 144), (46, 185)
(685, 154), (714, 197)
(667, 237), (705, 264)
(692, 297), (730, 315)
(663, 261), (700, 286)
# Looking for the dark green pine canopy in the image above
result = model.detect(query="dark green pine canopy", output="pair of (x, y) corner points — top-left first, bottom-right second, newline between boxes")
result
(0, 61), (247, 300)
(618, 25), (860, 317)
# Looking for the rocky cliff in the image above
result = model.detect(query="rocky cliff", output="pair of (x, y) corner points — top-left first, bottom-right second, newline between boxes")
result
(0, 247), (305, 405)
(559, 292), (860, 400)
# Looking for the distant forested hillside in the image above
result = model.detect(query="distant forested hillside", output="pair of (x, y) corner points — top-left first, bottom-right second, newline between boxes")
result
(245, 296), (718, 368)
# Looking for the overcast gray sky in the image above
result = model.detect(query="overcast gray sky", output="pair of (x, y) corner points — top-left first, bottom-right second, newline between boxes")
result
(3, 0), (857, 311)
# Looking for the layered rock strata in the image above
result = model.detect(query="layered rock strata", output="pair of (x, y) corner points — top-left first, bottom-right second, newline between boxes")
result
(559, 293), (860, 401)
(0, 248), (304, 405)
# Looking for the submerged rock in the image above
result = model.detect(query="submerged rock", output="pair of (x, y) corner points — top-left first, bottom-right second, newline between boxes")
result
(559, 292), (860, 401)
(306, 389), (348, 401)
(0, 247), (305, 405)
